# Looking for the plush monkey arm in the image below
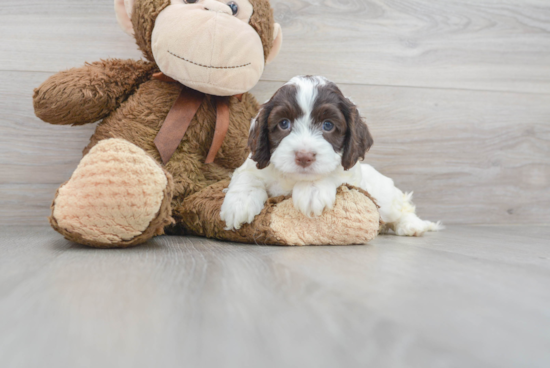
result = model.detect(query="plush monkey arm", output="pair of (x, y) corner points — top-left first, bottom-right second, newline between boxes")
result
(174, 181), (381, 246)
(33, 59), (157, 126)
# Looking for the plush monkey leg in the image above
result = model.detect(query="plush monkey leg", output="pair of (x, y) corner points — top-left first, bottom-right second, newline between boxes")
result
(50, 138), (174, 248)
(175, 181), (381, 246)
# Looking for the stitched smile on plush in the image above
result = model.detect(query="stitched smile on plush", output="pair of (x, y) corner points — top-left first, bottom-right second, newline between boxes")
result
(150, 0), (277, 96)
(167, 51), (252, 70)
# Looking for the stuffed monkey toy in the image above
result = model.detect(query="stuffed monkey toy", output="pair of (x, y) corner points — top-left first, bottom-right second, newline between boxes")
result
(33, 0), (380, 247)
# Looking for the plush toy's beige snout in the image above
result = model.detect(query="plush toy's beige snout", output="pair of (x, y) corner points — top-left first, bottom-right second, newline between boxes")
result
(115, 0), (282, 96)
(152, 3), (265, 95)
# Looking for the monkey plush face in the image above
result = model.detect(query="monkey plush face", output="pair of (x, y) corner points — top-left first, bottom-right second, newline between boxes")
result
(115, 0), (282, 96)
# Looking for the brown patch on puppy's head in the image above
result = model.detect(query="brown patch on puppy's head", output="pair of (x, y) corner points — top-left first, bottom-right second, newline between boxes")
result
(248, 84), (302, 169)
(249, 77), (373, 172)
(311, 81), (373, 170)
(310, 82), (349, 154)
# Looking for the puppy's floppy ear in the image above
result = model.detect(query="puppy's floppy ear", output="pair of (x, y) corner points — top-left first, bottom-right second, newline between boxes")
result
(248, 105), (272, 169)
(341, 101), (373, 170)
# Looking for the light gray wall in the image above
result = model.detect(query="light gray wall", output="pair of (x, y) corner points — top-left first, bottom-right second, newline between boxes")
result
(1, 0), (549, 225)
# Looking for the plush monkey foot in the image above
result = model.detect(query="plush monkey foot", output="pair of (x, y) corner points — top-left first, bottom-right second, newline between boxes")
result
(176, 181), (381, 246)
(50, 138), (174, 248)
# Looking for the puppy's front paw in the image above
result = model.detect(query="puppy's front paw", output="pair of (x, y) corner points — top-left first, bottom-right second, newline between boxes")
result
(220, 191), (267, 230)
(292, 181), (336, 217)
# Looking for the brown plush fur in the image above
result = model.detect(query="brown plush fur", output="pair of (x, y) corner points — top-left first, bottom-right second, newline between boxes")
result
(33, 0), (278, 247)
(34, 59), (157, 126)
(33, 0), (379, 247)
(132, 0), (170, 62)
(84, 82), (259, 209)
(248, 0), (275, 60)
(177, 181), (382, 246)
(175, 179), (288, 245)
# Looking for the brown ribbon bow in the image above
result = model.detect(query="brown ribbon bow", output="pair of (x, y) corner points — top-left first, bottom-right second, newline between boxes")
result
(152, 72), (242, 165)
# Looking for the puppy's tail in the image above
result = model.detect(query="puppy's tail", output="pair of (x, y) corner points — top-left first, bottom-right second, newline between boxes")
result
(424, 220), (445, 232)
(391, 192), (444, 236)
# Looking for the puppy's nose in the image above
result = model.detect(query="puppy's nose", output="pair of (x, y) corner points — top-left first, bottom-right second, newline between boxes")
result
(295, 150), (316, 168)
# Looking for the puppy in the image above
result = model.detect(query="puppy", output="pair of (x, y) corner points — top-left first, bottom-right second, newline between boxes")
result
(220, 76), (442, 236)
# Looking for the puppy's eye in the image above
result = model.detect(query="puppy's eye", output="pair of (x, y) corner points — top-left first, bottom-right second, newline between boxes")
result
(227, 1), (239, 15)
(278, 119), (291, 130)
(184, 0), (198, 3)
(322, 121), (334, 131)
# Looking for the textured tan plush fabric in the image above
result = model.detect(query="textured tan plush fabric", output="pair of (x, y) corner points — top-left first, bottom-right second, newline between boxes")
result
(84, 83), (259, 203)
(270, 185), (381, 246)
(115, 0), (135, 35)
(51, 139), (174, 247)
(175, 179), (287, 245)
(176, 181), (380, 246)
(152, 4), (266, 95)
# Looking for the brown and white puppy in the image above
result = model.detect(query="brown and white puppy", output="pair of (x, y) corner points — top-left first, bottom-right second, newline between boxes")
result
(221, 76), (442, 235)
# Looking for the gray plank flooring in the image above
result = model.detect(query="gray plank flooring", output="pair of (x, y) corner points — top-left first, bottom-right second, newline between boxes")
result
(2, 3), (549, 368)
(1, 225), (549, 368)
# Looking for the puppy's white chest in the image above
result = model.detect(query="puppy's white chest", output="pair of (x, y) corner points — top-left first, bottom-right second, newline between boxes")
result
(266, 177), (296, 197)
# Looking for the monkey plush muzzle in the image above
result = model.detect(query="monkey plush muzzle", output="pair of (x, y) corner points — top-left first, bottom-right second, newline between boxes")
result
(151, 2), (265, 96)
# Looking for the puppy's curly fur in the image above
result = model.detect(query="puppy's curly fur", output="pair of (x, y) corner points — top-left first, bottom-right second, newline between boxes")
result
(222, 76), (442, 236)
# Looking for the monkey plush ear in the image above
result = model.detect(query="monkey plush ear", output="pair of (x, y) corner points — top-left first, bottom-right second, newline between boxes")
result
(266, 23), (283, 65)
(115, 0), (135, 35)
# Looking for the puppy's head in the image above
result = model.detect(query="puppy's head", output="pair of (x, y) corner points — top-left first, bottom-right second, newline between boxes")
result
(248, 76), (373, 178)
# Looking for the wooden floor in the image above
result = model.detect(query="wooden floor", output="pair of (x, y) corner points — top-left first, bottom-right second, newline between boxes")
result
(1, 2), (549, 366)
(1, 225), (549, 368)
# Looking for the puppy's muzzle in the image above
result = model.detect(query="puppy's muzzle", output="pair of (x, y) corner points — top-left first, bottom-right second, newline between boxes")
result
(295, 150), (316, 168)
